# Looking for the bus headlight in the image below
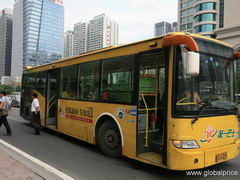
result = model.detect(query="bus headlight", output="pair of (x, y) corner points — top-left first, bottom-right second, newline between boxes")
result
(173, 140), (200, 149)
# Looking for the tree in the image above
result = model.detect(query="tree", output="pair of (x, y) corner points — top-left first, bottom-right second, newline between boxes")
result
(15, 86), (21, 92)
(0, 85), (13, 95)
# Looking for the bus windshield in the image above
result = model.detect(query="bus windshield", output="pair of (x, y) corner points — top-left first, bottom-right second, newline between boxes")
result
(174, 39), (238, 117)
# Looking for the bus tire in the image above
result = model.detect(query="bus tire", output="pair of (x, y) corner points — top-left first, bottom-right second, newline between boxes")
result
(98, 120), (122, 158)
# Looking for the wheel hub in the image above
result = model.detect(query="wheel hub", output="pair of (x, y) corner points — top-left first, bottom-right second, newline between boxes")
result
(104, 129), (119, 149)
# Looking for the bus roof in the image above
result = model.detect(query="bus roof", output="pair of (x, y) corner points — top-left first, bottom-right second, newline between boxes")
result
(24, 32), (233, 73)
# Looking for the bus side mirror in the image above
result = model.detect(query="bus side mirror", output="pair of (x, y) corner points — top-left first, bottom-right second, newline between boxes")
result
(186, 52), (200, 76)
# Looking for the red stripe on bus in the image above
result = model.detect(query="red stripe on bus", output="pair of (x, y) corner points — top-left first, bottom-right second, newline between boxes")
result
(65, 114), (93, 123)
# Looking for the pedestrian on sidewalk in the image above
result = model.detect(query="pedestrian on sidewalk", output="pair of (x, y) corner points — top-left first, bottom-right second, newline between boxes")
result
(31, 93), (41, 135)
(0, 91), (12, 136)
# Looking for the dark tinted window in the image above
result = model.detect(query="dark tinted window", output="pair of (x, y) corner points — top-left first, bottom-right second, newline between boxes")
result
(36, 71), (46, 96)
(79, 61), (100, 101)
(194, 38), (234, 58)
(60, 65), (78, 99)
(22, 72), (36, 104)
(26, 73), (36, 90)
(101, 55), (134, 104)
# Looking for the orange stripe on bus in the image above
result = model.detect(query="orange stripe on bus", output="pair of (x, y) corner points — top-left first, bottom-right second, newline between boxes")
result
(162, 34), (199, 52)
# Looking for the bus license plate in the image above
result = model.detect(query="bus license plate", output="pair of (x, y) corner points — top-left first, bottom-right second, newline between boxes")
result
(215, 152), (227, 163)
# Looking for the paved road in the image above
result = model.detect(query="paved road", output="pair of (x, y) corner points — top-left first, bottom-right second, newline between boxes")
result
(0, 108), (239, 180)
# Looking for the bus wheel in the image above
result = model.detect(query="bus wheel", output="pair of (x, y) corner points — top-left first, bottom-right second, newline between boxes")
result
(98, 120), (122, 158)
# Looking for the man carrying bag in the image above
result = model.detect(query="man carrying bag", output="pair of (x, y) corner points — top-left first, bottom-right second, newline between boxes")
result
(0, 91), (12, 136)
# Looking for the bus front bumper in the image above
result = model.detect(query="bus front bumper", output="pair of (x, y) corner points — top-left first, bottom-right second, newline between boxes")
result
(169, 141), (240, 170)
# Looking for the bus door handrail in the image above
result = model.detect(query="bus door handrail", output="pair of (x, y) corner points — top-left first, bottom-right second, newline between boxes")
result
(139, 93), (158, 147)
(47, 95), (57, 114)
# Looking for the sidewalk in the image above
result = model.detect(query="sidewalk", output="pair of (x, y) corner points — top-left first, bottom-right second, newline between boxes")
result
(0, 149), (43, 179)
(0, 139), (74, 180)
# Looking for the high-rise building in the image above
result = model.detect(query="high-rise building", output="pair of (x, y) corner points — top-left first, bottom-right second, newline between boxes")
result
(172, 22), (178, 32)
(214, 0), (240, 50)
(1, 76), (12, 85)
(87, 14), (118, 52)
(0, 8), (13, 79)
(154, 21), (172, 36)
(178, 0), (240, 49)
(178, 0), (218, 37)
(72, 14), (118, 54)
(11, 0), (64, 81)
(64, 30), (74, 58)
(154, 21), (178, 36)
(73, 22), (87, 55)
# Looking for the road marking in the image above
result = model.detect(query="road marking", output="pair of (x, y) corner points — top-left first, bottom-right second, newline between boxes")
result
(0, 139), (74, 180)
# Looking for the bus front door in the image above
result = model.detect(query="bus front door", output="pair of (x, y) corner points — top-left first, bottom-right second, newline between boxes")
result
(137, 50), (167, 164)
(46, 69), (59, 129)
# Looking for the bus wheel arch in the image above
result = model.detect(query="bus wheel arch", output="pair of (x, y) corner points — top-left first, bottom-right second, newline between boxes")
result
(95, 114), (123, 157)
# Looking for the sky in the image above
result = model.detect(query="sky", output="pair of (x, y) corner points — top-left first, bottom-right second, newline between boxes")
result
(0, 0), (177, 44)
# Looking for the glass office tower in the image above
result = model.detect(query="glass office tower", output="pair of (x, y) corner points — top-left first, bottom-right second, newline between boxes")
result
(0, 8), (13, 78)
(36, 0), (64, 65)
(11, 0), (64, 81)
(178, 0), (218, 37)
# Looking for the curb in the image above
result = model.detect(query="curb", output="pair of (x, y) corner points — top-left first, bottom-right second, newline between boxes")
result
(0, 139), (74, 180)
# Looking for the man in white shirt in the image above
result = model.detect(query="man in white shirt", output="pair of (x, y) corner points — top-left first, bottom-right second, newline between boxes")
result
(0, 91), (12, 136)
(31, 93), (40, 135)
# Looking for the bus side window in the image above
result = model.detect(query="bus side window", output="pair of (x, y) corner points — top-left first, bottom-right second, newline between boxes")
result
(60, 65), (78, 99)
(78, 61), (100, 101)
(36, 71), (46, 96)
(100, 80), (109, 101)
(101, 55), (134, 104)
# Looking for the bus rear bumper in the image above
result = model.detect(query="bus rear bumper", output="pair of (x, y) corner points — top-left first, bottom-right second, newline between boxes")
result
(169, 142), (239, 170)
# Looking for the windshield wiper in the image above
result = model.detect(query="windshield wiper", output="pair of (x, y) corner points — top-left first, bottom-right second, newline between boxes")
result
(191, 98), (218, 124)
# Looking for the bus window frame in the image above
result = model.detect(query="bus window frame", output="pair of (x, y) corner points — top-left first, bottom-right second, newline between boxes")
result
(101, 55), (135, 104)
(78, 60), (101, 102)
(60, 64), (78, 100)
(58, 55), (137, 106)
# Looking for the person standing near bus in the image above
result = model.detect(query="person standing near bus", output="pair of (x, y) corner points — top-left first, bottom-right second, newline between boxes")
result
(31, 93), (40, 135)
(0, 91), (12, 136)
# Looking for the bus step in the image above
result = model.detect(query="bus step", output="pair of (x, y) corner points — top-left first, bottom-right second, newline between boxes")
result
(151, 140), (164, 153)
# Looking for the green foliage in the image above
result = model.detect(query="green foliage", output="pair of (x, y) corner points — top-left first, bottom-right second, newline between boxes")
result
(0, 85), (13, 95)
(15, 86), (21, 92)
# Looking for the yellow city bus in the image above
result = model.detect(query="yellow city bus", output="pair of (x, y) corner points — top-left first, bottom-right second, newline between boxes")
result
(20, 32), (240, 170)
